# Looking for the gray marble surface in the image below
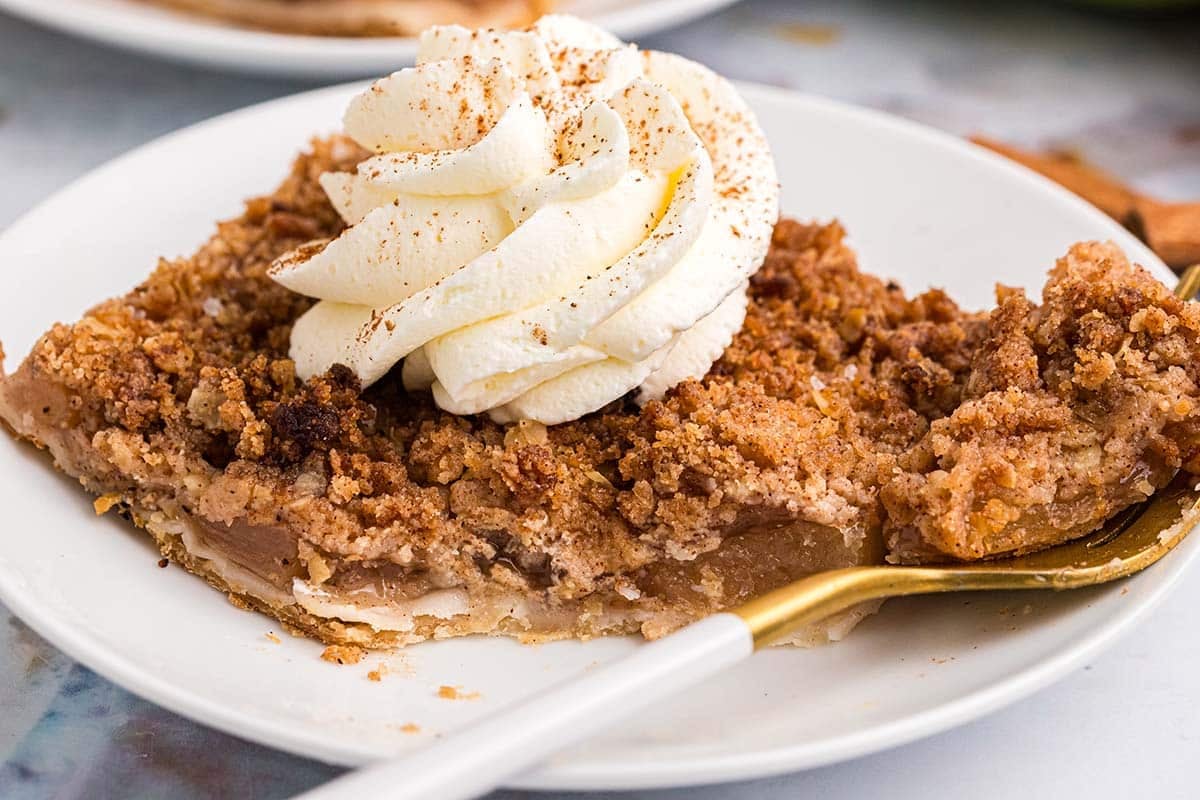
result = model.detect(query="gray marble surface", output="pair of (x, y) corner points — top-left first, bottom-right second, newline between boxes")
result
(2, 1), (1199, 798)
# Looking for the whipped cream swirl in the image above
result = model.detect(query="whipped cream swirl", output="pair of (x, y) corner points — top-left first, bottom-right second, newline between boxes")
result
(271, 15), (779, 424)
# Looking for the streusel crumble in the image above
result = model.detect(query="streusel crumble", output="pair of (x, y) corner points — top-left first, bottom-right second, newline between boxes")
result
(3, 137), (1199, 648)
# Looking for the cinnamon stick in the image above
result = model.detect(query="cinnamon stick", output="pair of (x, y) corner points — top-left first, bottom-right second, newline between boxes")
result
(1132, 198), (1200, 271)
(970, 135), (1138, 224)
(971, 135), (1200, 272)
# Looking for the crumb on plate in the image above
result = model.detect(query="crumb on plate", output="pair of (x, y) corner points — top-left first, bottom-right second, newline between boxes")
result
(321, 644), (364, 665)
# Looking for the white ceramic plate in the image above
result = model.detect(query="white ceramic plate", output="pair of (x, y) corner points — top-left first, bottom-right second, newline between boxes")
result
(0, 83), (1194, 792)
(0, 0), (740, 78)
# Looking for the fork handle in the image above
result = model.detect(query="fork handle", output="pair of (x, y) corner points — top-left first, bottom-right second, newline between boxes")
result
(297, 566), (962, 800)
(296, 564), (1024, 800)
(296, 613), (754, 800)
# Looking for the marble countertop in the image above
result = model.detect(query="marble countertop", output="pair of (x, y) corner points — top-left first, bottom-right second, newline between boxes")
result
(1, 1), (1199, 798)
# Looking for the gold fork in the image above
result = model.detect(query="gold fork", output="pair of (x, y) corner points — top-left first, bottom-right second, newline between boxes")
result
(739, 261), (1200, 643)
(737, 464), (1200, 646)
(302, 264), (1200, 800)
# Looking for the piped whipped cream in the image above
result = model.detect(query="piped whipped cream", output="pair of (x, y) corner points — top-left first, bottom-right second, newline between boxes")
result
(271, 15), (779, 425)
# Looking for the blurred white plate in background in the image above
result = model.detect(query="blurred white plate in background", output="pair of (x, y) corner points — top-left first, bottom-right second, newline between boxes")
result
(0, 0), (741, 78)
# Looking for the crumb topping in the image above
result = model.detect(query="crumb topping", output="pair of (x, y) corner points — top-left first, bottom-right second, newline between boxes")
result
(6, 135), (1200, 608)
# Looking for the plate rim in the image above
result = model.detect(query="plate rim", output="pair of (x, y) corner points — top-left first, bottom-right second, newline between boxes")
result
(0, 0), (744, 78)
(0, 80), (1193, 790)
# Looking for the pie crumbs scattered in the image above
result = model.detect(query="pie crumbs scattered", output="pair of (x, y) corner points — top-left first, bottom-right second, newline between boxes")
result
(400, 723), (421, 734)
(321, 644), (364, 665)
(265, 632), (281, 645)
(437, 685), (480, 700)
(93, 493), (121, 515)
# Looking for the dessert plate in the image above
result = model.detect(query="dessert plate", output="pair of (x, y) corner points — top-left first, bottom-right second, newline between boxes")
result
(0, 0), (741, 78)
(0, 83), (1193, 791)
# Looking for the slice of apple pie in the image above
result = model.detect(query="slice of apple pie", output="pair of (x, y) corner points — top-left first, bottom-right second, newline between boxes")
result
(4, 133), (1199, 649)
(142, 0), (552, 37)
(5, 17), (1200, 651)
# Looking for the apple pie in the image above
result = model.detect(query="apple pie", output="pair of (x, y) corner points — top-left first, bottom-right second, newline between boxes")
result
(3, 132), (1200, 649)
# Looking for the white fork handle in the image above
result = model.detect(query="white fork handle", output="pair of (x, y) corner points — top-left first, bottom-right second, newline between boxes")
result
(296, 613), (754, 800)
